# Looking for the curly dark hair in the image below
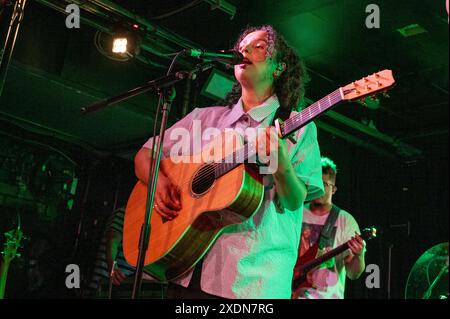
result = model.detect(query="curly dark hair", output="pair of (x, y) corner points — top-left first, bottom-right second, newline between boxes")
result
(221, 25), (310, 111)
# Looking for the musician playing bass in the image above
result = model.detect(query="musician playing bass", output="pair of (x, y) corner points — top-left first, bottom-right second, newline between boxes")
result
(292, 157), (366, 299)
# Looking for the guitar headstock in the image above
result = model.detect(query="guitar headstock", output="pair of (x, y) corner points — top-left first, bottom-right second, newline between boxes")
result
(1, 227), (24, 264)
(341, 70), (395, 102)
(361, 227), (377, 241)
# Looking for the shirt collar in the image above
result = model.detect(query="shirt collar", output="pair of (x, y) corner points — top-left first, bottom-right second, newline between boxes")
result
(224, 95), (280, 126)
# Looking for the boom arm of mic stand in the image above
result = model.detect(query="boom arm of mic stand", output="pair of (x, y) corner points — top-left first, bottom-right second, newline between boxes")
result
(80, 71), (190, 115)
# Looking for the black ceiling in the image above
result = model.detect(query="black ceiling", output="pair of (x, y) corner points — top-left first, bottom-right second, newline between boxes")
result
(0, 0), (448, 161)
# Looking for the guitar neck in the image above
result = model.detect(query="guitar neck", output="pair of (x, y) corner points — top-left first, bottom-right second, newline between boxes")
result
(301, 241), (350, 274)
(280, 89), (343, 138)
(214, 89), (343, 178)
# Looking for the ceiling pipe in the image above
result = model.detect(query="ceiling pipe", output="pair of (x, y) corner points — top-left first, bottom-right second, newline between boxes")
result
(34, 0), (421, 160)
(203, 0), (236, 19)
(86, 0), (200, 50)
(35, 0), (110, 32)
(35, 0), (201, 62)
(315, 120), (397, 161)
(307, 96), (423, 158)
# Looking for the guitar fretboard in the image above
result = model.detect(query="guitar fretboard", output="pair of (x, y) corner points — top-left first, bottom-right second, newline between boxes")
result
(281, 89), (343, 137)
(301, 242), (350, 274)
(213, 89), (343, 179)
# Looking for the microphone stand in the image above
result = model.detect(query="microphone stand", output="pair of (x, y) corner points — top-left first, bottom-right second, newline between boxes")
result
(81, 61), (213, 299)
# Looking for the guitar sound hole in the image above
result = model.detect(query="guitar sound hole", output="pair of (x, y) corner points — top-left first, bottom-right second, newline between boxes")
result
(191, 164), (216, 196)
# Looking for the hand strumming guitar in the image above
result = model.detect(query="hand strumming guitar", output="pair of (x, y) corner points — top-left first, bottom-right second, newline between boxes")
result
(153, 171), (181, 220)
(134, 147), (182, 220)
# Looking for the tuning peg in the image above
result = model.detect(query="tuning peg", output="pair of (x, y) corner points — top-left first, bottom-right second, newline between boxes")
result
(382, 91), (390, 98)
(359, 98), (367, 106)
(376, 81), (383, 87)
(365, 85), (372, 91)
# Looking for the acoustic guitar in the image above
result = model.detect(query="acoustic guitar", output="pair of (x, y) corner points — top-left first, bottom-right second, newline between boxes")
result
(123, 70), (395, 281)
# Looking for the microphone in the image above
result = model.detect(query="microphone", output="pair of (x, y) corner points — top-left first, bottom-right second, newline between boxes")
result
(184, 49), (244, 65)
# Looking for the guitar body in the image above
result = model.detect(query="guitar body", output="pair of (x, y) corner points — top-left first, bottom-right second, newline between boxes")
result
(123, 131), (264, 281)
(292, 243), (319, 290)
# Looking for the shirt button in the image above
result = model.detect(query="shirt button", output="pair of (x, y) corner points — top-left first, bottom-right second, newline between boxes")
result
(242, 115), (250, 124)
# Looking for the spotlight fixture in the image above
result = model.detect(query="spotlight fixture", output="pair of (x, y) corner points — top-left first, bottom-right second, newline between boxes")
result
(94, 25), (141, 62)
(110, 24), (141, 58)
(112, 37), (128, 54)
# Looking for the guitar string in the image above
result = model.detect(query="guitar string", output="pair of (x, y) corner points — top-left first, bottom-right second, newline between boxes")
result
(179, 89), (342, 187)
(141, 90), (343, 197)
(183, 90), (342, 183)
(149, 85), (379, 192)
(124, 85), (384, 253)
(124, 90), (343, 231)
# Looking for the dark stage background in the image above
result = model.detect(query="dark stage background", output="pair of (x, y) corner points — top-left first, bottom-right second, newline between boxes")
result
(0, 0), (448, 299)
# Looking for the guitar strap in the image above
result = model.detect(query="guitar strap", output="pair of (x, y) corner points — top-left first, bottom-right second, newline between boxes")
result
(318, 204), (341, 249)
(271, 105), (291, 125)
(188, 257), (204, 291)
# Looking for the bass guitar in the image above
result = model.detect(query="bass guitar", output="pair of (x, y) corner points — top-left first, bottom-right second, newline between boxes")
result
(291, 226), (377, 298)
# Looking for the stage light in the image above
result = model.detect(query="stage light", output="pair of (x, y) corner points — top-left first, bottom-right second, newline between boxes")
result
(112, 37), (128, 54)
(110, 24), (141, 58)
(94, 22), (144, 62)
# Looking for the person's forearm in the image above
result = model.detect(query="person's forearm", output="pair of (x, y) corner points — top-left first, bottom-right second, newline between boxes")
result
(105, 232), (121, 270)
(273, 162), (307, 211)
(346, 253), (366, 280)
(135, 148), (151, 184)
